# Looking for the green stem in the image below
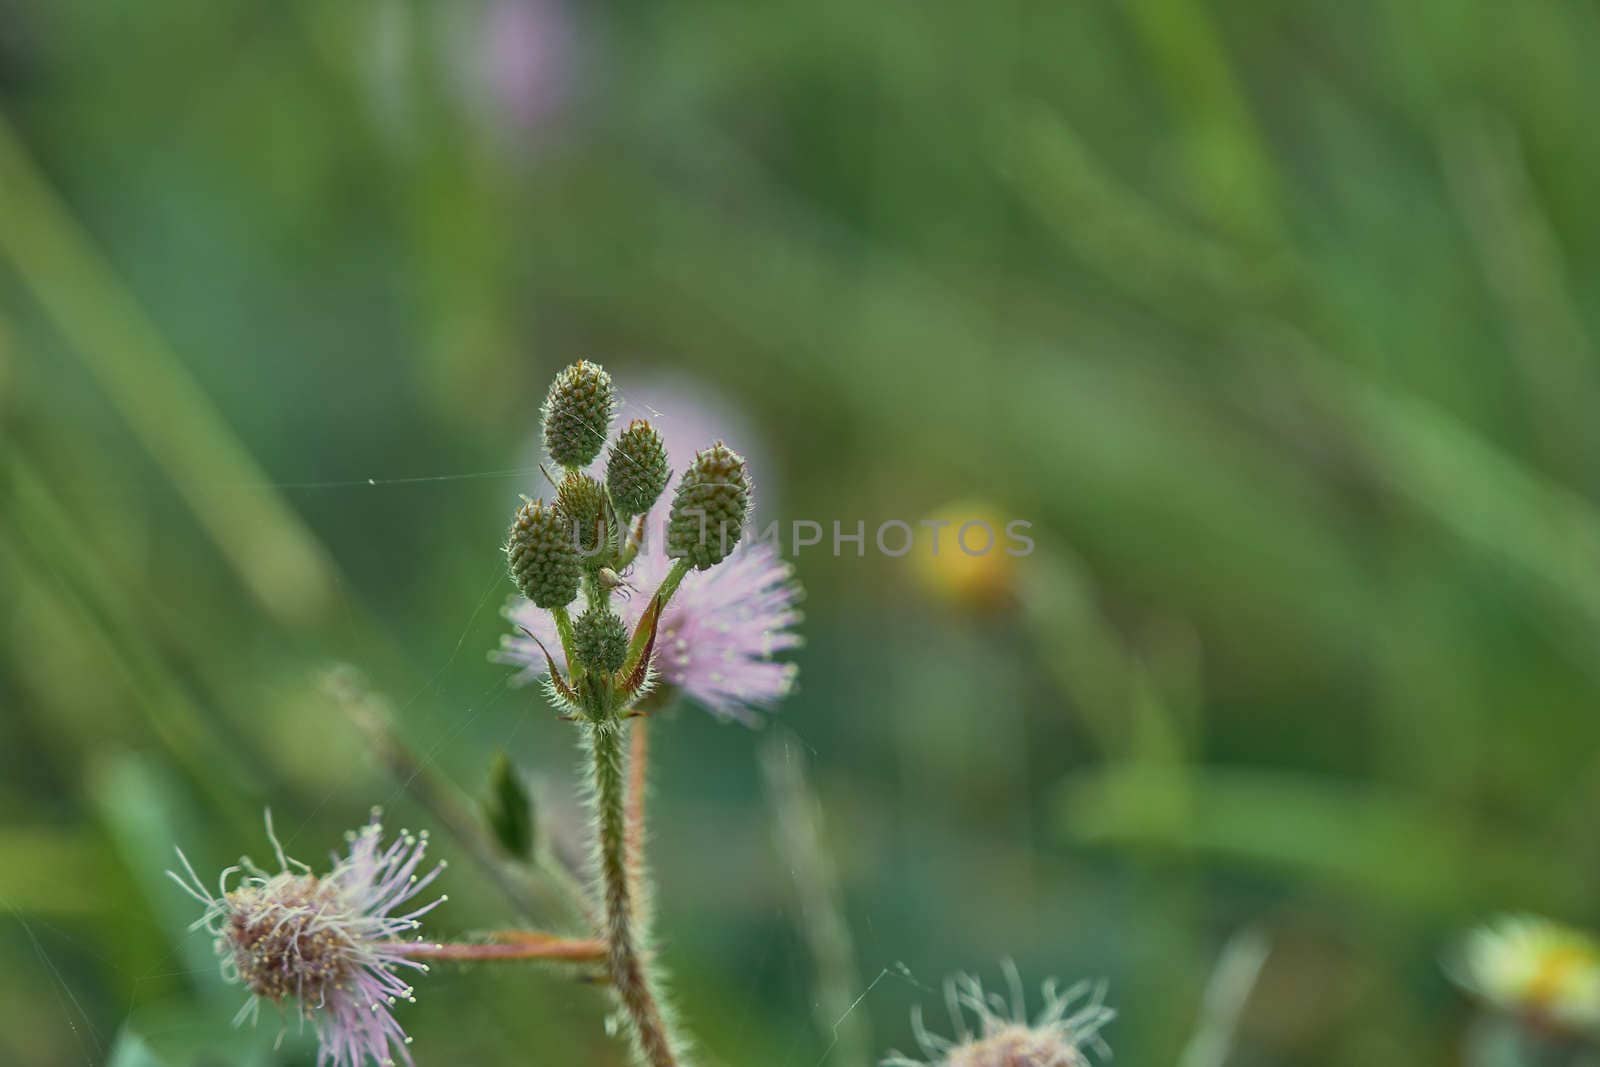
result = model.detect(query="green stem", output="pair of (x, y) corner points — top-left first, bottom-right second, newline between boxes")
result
(620, 559), (693, 678)
(588, 719), (683, 1067)
(399, 934), (607, 963)
(655, 558), (692, 606)
(551, 605), (578, 676)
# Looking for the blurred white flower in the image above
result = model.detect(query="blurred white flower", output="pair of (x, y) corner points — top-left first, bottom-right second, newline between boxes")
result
(1452, 915), (1600, 1036)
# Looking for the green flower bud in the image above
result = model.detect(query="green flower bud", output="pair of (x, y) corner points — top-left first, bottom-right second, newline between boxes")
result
(666, 441), (751, 570)
(606, 419), (670, 517)
(506, 497), (580, 608)
(573, 604), (628, 674)
(541, 360), (616, 468)
(555, 471), (609, 565)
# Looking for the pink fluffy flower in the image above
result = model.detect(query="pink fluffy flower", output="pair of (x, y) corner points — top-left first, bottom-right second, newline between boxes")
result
(500, 537), (801, 724)
(169, 812), (446, 1067)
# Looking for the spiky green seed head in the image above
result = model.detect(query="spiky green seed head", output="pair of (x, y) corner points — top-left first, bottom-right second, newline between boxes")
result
(574, 605), (628, 674)
(555, 471), (609, 564)
(506, 497), (580, 608)
(606, 419), (670, 517)
(541, 360), (616, 468)
(666, 441), (751, 570)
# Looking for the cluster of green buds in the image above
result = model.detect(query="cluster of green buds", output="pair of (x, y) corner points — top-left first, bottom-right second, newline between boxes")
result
(505, 360), (755, 723)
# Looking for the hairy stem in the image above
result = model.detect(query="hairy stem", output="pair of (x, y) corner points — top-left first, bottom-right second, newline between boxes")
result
(625, 715), (649, 879)
(551, 605), (578, 675)
(589, 719), (683, 1067)
(759, 736), (870, 1065)
(655, 558), (691, 607)
(625, 715), (651, 924)
(620, 559), (693, 678)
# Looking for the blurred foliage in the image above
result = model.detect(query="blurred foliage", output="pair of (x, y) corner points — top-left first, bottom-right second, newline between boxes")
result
(4, 1), (1600, 1065)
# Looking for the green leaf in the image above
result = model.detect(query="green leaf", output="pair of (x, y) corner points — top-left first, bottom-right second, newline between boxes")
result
(481, 750), (537, 861)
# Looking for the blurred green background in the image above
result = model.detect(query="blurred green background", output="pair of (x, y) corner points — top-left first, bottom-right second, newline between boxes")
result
(4, 2), (1600, 1065)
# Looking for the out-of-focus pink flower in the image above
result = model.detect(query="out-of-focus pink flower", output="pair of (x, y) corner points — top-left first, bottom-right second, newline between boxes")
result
(169, 812), (445, 1067)
(502, 535), (801, 724)
(478, 0), (578, 133)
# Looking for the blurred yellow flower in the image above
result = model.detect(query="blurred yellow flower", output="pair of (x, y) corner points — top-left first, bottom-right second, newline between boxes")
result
(912, 500), (1022, 612)
(1453, 916), (1600, 1035)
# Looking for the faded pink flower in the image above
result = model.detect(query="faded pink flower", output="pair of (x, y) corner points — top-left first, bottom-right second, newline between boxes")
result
(481, 0), (577, 132)
(169, 812), (445, 1067)
(500, 537), (800, 724)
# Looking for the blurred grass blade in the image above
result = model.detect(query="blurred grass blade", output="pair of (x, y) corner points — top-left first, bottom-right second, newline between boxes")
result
(0, 828), (115, 915)
(1338, 370), (1600, 646)
(1057, 765), (1582, 914)
(0, 114), (336, 626)
(1177, 927), (1269, 1067)
(760, 733), (870, 1067)
(1439, 110), (1600, 478)
(86, 754), (231, 1006)
(1003, 107), (1286, 323)
(1121, 0), (1284, 242)
(0, 455), (264, 794)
